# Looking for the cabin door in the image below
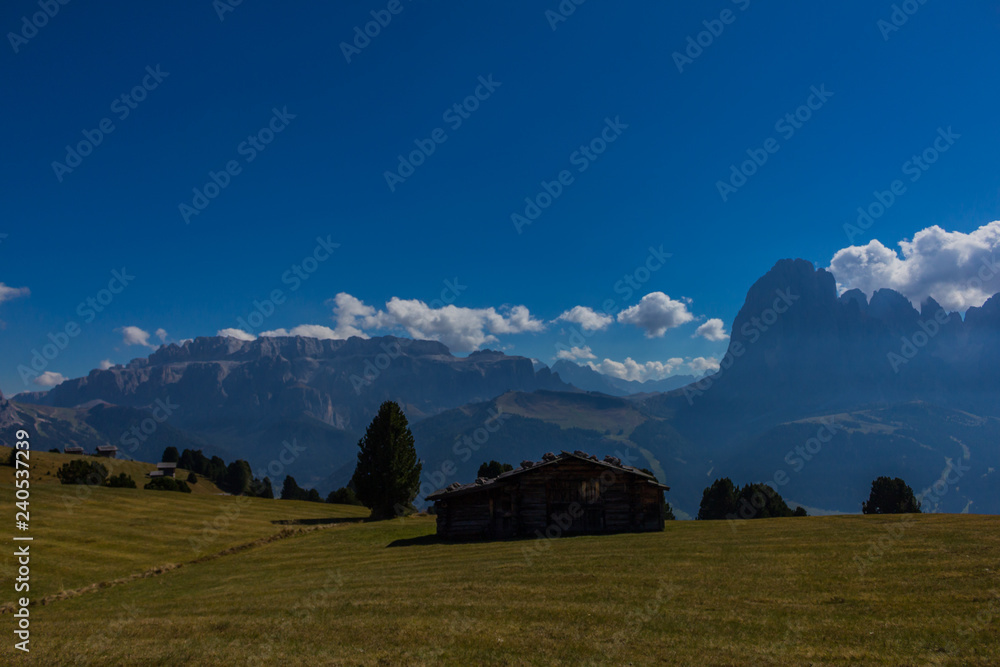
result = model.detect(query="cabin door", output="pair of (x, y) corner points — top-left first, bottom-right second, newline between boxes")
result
(492, 491), (513, 538)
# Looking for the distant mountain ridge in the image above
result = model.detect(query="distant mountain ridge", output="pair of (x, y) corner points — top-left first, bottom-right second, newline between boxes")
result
(11, 335), (572, 489)
(20, 335), (570, 430)
(678, 258), (1000, 418)
(6, 258), (1000, 515)
(550, 360), (697, 396)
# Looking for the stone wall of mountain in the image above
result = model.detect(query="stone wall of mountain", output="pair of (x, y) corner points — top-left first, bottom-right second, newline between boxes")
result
(665, 258), (1000, 422)
(12, 336), (572, 490)
(20, 335), (570, 432)
(0, 390), (19, 431)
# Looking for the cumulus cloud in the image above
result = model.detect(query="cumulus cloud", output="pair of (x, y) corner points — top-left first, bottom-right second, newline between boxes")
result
(329, 292), (391, 339)
(260, 324), (339, 340)
(382, 298), (544, 352)
(34, 371), (66, 387)
(829, 221), (1000, 311)
(0, 283), (29, 304)
(217, 328), (256, 341)
(694, 318), (729, 342)
(99, 359), (115, 370)
(689, 356), (721, 373)
(554, 306), (613, 332)
(586, 356), (685, 382)
(117, 326), (158, 348)
(555, 345), (597, 361)
(317, 293), (545, 352)
(155, 328), (169, 343)
(617, 292), (695, 337)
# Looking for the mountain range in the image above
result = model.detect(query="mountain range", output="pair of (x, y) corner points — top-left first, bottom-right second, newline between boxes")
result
(4, 259), (998, 516)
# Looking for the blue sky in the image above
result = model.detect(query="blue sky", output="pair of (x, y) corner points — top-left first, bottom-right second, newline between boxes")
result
(3, 0), (1000, 393)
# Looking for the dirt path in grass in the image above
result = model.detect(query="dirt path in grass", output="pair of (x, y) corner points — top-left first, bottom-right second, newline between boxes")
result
(0, 523), (348, 613)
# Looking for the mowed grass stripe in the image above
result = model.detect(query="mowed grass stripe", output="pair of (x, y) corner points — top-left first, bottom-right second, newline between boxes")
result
(6, 513), (998, 665)
(0, 481), (368, 603)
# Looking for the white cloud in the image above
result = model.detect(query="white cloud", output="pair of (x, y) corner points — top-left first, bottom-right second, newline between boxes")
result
(689, 356), (721, 373)
(617, 292), (695, 337)
(694, 318), (729, 342)
(117, 326), (157, 348)
(555, 345), (597, 361)
(155, 328), (169, 343)
(34, 371), (66, 387)
(0, 283), (29, 304)
(217, 328), (256, 341)
(382, 298), (544, 352)
(218, 292), (546, 353)
(329, 292), (391, 339)
(99, 359), (115, 370)
(554, 306), (613, 332)
(260, 324), (339, 340)
(586, 356), (685, 382)
(829, 221), (1000, 311)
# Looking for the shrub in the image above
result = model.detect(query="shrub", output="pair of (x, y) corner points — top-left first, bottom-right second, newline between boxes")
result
(664, 501), (676, 521)
(144, 477), (192, 493)
(187, 472), (198, 484)
(105, 473), (137, 489)
(57, 460), (108, 486)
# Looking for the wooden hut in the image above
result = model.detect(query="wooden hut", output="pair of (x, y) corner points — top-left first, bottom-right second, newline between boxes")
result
(148, 462), (177, 478)
(426, 450), (669, 540)
(95, 445), (118, 458)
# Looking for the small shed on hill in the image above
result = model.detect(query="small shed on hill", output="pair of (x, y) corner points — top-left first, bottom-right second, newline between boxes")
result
(426, 451), (669, 540)
(95, 445), (118, 458)
(64, 446), (84, 455)
(148, 462), (177, 478)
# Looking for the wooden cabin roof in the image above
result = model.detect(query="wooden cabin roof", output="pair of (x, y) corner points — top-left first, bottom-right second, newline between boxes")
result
(426, 450), (669, 501)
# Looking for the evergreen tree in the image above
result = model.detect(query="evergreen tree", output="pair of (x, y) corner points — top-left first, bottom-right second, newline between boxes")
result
(350, 401), (422, 520)
(697, 478), (739, 520)
(327, 486), (362, 505)
(248, 476), (273, 499)
(224, 459), (253, 495)
(281, 475), (306, 500)
(161, 446), (179, 463)
(862, 476), (922, 514)
(477, 460), (513, 479)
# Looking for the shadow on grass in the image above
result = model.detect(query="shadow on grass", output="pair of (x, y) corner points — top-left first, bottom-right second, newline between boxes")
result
(271, 517), (366, 526)
(386, 534), (446, 548)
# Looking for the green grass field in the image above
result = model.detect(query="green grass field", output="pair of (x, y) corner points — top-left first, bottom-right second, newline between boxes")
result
(1, 473), (998, 665)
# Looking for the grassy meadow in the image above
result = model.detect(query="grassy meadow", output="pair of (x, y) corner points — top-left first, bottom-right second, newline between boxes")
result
(0, 462), (998, 665)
